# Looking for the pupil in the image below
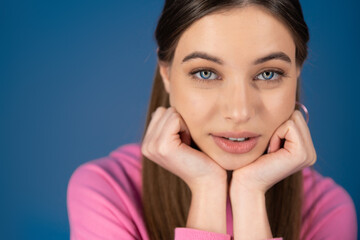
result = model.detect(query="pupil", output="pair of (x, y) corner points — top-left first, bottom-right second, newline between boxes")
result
(263, 71), (273, 79)
(201, 71), (210, 78)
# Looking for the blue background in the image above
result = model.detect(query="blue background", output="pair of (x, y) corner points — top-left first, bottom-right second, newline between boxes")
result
(1, 0), (359, 239)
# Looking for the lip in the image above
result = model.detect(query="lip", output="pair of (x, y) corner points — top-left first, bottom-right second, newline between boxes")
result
(211, 132), (260, 154)
(212, 131), (261, 139)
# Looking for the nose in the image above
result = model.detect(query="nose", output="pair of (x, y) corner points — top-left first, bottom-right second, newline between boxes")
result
(220, 80), (255, 124)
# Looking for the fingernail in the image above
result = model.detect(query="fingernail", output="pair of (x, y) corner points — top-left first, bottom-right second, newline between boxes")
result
(267, 146), (271, 153)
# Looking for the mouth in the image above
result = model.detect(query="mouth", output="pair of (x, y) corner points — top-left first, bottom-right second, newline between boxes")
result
(211, 132), (260, 154)
(221, 136), (251, 142)
(211, 131), (261, 139)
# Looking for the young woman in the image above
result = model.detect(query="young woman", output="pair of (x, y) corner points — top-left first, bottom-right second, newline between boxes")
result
(67, 1), (357, 239)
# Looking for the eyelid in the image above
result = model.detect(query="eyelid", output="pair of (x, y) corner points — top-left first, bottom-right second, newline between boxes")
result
(188, 67), (286, 82)
(254, 68), (286, 80)
(189, 68), (222, 80)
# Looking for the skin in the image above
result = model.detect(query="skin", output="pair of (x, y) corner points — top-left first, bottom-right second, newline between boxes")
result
(142, 5), (316, 239)
(161, 6), (299, 170)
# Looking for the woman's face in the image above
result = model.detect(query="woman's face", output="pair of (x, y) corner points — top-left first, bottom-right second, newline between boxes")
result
(159, 5), (300, 170)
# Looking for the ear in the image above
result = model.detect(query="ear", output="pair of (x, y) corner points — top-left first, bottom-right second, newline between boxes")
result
(158, 61), (171, 94)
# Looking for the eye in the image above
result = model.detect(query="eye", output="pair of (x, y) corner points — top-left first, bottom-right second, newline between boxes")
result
(256, 70), (283, 81)
(193, 70), (219, 80)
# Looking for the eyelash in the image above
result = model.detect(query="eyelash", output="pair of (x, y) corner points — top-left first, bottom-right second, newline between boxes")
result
(189, 68), (286, 84)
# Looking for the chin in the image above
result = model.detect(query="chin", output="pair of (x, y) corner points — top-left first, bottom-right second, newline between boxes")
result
(216, 158), (253, 171)
(191, 138), (268, 170)
(211, 149), (268, 171)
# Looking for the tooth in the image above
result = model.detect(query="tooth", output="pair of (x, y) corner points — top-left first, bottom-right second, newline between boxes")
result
(228, 137), (246, 141)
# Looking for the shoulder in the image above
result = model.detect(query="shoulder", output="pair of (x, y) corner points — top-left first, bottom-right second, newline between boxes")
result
(302, 167), (355, 212)
(67, 143), (148, 239)
(301, 167), (358, 239)
(68, 143), (143, 196)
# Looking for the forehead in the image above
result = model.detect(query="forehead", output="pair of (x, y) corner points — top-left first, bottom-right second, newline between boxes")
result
(173, 5), (296, 65)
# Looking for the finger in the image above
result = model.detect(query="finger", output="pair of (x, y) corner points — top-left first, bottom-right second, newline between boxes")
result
(158, 110), (191, 146)
(152, 107), (177, 139)
(291, 110), (317, 165)
(267, 121), (286, 153)
(146, 107), (167, 135)
(142, 107), (167, 156)
(268, 119), (302, 154)
(177, 113), (191, 145)
(291, 110), (313, 147)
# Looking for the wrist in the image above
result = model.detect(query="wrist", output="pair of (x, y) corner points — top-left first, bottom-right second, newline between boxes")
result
(230, 181), (264, 199)
(186, 176), (228, 234)
(230, 184), (266, 207)
(229, 170), (267, 197)
(230, 187), (272, 239)
(189, 173), (228, 194)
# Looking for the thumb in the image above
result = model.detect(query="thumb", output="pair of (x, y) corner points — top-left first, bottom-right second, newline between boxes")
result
(178, 115), (191, 146)
(268, 120), (298, 154)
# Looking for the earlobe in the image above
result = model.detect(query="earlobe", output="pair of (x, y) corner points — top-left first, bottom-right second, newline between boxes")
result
(158, 61), (171, 93)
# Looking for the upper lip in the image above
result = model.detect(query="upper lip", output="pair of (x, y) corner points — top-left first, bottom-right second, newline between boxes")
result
(211, 131), (261, 139)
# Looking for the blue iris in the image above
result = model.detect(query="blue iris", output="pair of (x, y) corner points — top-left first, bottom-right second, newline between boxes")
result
(200, 71), (212, 79)
(262, 71), (274, 80)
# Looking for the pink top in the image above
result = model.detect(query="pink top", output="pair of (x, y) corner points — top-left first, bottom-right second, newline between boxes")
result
(67, 143), (358, 240)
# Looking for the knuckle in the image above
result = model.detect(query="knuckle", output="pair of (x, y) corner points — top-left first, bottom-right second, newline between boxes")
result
(141, 143), (149, 157)
(166, 106), (174, 112)
(306, 153), (316, 166)
(148, 141), (160, 159)
(287, 119), (296, 128)
(309, 158), (316, 166)
(170, 111), (180, 121)
(294, 110), (302, 118)
(158, 106), (167, 114)
(151, 107), (164, 118)
(312, 152), (317, 165)
(158, 142), (169, 157)
(149, 139), (157, 152)
(168, 107), (177, 115)
(308, 148), (316, 162)
(302, 152), (309, 163)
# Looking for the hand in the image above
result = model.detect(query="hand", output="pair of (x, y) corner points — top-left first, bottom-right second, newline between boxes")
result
(230, 110), (317, 195)
(141, 107), (227, 191)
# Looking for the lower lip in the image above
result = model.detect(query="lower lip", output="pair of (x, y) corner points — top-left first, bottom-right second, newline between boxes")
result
(212, 135), (259, 154)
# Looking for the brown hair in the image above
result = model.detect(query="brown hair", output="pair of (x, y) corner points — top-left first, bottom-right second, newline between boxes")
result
(142, 0), (310, 239)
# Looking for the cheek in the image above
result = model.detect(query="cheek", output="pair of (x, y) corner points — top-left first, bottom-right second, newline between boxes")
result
(264, 81), (296, 128)
(169, 81), (215, 132)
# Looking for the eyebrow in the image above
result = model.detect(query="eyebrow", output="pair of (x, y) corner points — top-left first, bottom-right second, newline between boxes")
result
(182, 51), (292, 65)
(253, 52), (291, 65)
(182, 52), (223, 64)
